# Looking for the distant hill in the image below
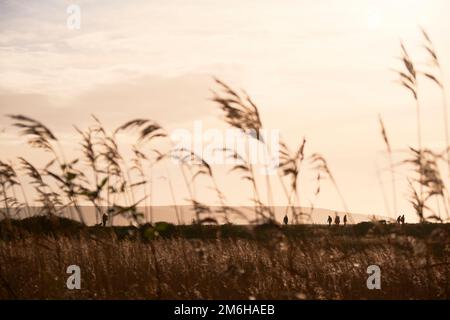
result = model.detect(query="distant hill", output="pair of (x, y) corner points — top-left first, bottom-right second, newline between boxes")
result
(1, 214), (445, 242)
(6, 205), (391, 226)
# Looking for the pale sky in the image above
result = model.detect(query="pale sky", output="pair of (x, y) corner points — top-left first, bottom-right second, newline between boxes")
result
(1, 0), (450, 222)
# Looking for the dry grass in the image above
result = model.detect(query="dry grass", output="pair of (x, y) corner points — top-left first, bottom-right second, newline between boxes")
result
(0, 228), (449, 300)
(1, 29), (450, 301)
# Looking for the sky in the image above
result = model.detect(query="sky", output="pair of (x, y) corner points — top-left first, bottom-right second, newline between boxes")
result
(1, 0), (450, 222)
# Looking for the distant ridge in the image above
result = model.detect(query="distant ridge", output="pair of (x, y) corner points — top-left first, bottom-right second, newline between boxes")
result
(8, 206), (391, 226)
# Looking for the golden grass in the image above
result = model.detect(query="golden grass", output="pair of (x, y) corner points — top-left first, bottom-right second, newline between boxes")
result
(0, 230), (448, 300)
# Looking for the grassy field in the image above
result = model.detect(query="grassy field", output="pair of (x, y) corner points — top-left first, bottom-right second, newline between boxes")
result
(0, 217), (449, 299)
(1, 29), (450, 300)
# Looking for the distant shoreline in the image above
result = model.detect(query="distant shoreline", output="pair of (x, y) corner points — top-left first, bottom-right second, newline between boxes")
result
(3, 205), (394, 226)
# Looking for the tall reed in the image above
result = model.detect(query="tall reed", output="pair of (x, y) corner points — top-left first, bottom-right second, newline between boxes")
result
(8, 115), (86, 223)
(420, 28), (450, 177)
(378, 115), (397, 217)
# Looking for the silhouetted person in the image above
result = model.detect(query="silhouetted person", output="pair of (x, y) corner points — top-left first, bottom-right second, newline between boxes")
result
(335, 215), (340, 226)
(397, 215), (401, 224)
(343, 215), (347, 226)
(327, 215), (332, 227)
(401, 214), (405, 225)
(283, 215), (288, 225)
(102, 213), (108, 227)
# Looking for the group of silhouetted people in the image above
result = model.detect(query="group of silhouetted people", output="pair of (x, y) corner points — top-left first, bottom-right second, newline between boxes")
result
(282, 214), (348, 226)
(327, 214), (347, 226)
(282, 213), (405, 226)
(397, 214), (406, 225)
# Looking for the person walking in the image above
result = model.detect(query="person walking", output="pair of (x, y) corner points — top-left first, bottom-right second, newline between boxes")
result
(283, 214), (288, 225)
(102, 213), (108, 227)
(343, 214), (347, 226)
(401, 214), (405, 225)
(327, 215), (332, 227)
(335, 215), (340, 226)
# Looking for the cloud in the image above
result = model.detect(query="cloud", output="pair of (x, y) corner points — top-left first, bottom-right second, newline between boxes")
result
(0, 73), (217, 134)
